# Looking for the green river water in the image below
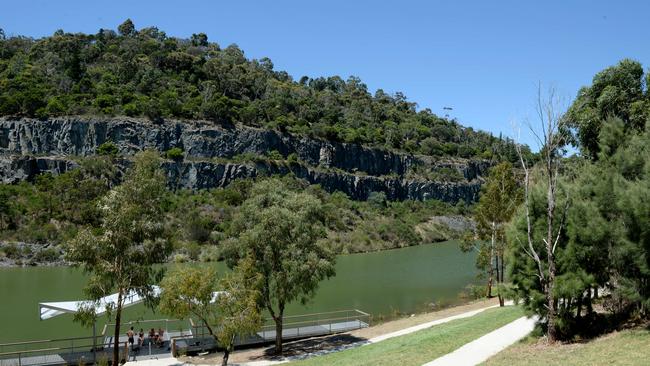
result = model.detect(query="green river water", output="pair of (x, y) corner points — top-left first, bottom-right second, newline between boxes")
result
(0, 240), (477, 343)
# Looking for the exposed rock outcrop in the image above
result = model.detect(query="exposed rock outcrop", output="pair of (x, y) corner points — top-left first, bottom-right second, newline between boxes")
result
(0, 117), (489, 202)
(0, 117), (416, 175)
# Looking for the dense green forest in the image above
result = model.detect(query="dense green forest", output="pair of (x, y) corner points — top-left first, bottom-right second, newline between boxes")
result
(0, 20), (526, 162)
(0, 159), (467, 264)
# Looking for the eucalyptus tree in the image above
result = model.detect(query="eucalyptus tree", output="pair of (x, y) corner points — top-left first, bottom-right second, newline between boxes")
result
(462, 162), (520, 305)
(66, 151), (171, 366)
(223, 178), (336, 354)
(566, 59), (645, 160)
(159, 256), (262, 366)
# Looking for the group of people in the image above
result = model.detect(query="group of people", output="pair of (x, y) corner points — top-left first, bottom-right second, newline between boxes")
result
(126, 326), (166, 349)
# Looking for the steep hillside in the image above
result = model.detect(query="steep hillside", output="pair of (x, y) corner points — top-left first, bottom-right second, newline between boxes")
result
(0, 20), (530, 163)
(0, 21), (525, 265)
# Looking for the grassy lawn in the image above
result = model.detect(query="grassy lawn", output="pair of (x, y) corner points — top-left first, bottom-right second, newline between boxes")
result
(289, 306), (525, 366)
(483, 327), (650, 366)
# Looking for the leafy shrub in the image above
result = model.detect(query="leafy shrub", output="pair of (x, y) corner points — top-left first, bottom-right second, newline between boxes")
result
(97, 141), (119, 156)
(266, 150), (283, 160)
(182, 242), (201, 261)
(34, 247), (60, 262)
(462, 284), (487, 300)
(198, 246), (220, 262)
(287, 153), (299, 163)
(1, 243), (20, 259)
(172, 253), (189, 263)
(122, 102), (140, 117)
(165, 147), (184, 161)
(367, 191), (387, 208)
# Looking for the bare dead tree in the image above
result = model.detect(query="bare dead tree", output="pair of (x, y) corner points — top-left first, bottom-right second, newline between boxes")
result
(513, 84), (569, 343)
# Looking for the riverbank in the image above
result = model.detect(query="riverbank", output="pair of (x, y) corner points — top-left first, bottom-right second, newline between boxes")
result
(0, 242), (66, 267)
(180, 298), (502, 365)
(0, 214), (472, 267)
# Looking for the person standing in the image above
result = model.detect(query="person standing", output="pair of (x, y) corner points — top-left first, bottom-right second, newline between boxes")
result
(127, 327), (135, 347)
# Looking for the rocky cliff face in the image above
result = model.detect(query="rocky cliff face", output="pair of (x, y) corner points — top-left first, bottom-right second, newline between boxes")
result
(0, 117), (488, 202)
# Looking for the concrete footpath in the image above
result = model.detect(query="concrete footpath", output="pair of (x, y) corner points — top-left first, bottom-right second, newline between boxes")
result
(422, 315), (538, 366)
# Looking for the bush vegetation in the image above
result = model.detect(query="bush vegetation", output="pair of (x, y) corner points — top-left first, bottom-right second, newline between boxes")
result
(0, 161), (468, 262)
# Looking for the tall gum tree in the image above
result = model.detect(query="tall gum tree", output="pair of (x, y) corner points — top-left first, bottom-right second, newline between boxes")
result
(66, 151), (171, 366)
(223, 178), (336, 354)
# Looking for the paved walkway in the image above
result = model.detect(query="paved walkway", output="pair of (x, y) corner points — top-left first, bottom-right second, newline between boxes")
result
(422, 315), (538, 366)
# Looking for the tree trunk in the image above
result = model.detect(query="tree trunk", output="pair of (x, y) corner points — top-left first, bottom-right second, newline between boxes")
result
(221, 335), (235, 366)
(496, 253), (504, 307)
(500, 253), (505, 284)
(112, 290), (124, 366)
(546, 182), (557, 343)
(222, 346), (230, 366)
(222, 351), (230, 366)
(487, 225), (496, 298)
(495, 254), (503, 306)
(499, 253), (505, 306)
(576, 295), (583, 319)
(274, 313), (283, 354)
(546, 254), (557, 343)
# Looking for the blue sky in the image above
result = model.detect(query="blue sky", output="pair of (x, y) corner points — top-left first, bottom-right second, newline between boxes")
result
(2, 0), (650, 148)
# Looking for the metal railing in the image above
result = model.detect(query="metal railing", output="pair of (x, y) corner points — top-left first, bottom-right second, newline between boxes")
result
(187, 309), (370, 347)
(0, 310), (371, 366)
(0, 335), (108, 366)
(0, 319), (192, 366)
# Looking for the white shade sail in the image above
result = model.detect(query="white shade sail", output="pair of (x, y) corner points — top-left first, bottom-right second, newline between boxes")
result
(39, 286), (226, 321)
(39, 286), (161, 321)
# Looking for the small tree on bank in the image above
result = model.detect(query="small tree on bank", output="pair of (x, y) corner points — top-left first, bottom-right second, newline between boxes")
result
(223, 179), (336, 354)
(159, 257), (262, 366)
(462, 162), (520, 305)
(66, 151), (171, 366)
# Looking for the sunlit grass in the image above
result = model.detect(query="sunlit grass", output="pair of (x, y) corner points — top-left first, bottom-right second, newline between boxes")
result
(483, 327), (650, 366)
(289, 306), (525, 366)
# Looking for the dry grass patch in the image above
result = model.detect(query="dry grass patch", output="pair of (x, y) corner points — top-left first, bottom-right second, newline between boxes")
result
(483, 327), (650, 366)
